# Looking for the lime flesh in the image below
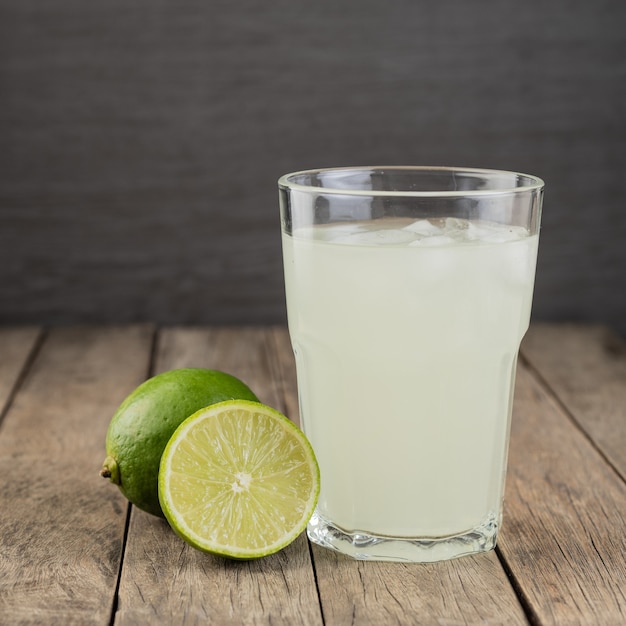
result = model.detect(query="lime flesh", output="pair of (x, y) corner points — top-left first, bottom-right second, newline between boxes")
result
(158, 400), (320, 559)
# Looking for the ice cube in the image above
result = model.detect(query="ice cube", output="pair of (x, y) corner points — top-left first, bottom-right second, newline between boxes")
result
(403, 219), (441, 236)
(467, 221), (529, 243)
(482, 225), (529, 243)
(466, 222), (493, 241)
(439, 217), (470, 242)
(334, 229), (417, 245)
(321, 223), (369, 242)
(444, 217), (469, 231)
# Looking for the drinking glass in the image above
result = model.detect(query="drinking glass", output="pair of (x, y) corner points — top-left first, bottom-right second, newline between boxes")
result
(279, 166), (544, 562)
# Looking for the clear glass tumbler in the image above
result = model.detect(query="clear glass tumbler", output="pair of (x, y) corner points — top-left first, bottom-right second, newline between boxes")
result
(279, 166), (544, 562)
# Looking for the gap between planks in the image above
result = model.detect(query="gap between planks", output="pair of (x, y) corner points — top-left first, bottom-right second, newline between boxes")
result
(0, 325), (156, 626)
(520, 323), (626, 482)
(0, 326), (44, 427)
(498, 330), (626, 626)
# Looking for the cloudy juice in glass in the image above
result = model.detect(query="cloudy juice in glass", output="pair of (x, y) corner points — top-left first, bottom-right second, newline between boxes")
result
(279, 167), (543, 562)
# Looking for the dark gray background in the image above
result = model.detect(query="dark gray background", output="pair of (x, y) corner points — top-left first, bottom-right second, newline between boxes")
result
(1, 1), (625, 334)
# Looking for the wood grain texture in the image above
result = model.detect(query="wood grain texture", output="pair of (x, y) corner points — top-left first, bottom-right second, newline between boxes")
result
(0, 326), (40, 415)
(312, 548), (528, 626)
(116, 327), (322, 625)
(0, 323), (624, 624)
(0, 1), (625, 332)
(0, 326), (154, 625)
(521, 323), (626, 480)
(498, 360), (626, 625)
(154, 326), (285, 412)
(268, 327), (301, 428)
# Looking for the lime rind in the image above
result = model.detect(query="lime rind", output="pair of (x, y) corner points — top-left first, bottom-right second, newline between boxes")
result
(158, 400), (320, 559)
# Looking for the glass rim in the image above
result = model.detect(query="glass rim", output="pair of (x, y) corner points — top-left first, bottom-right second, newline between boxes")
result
(278, 165), (545, 198)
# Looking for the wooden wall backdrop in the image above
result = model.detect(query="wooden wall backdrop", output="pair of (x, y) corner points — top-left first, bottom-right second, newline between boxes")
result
(1, 1), (625, 333)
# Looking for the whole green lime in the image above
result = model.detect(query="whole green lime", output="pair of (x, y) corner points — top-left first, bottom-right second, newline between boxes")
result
(100, 368), (259, 517)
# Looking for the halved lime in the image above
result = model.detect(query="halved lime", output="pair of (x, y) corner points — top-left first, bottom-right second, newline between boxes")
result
(158, 400), (320, 559)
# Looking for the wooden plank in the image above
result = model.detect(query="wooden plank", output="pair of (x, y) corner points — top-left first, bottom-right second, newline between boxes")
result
(153, 326), (283, 410)
(498, 360), (626, 625)
(0, 326), (41, 415)
(116, 327), (323, 625)
(313, 548), (530, 626)
(268, 327), (301, 428)
(0, 326), (154, 625)
(521, 323), (626, 480)
(270, 327), (529, 625)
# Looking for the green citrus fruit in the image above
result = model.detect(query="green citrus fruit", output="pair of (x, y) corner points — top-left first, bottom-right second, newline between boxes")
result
(158, 400), (320, 559)
(101, 368), (258, 517)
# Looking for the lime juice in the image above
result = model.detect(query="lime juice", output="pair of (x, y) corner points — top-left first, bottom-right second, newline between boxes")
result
(282, 217), (538, 541)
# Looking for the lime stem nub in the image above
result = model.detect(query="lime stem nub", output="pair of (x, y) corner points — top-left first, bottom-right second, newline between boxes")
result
(101, 456), (120, 485)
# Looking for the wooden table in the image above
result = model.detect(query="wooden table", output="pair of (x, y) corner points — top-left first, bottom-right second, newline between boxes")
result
(1, 324), (624, 625)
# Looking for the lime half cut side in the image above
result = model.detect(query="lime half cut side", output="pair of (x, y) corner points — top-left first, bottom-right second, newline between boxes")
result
(158, 400), (320, 559)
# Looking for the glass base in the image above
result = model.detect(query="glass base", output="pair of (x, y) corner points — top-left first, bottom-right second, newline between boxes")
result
(307, 510), (500, 562)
